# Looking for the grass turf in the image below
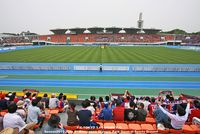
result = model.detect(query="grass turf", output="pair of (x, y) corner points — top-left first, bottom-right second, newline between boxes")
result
(0, 46), (200, 63)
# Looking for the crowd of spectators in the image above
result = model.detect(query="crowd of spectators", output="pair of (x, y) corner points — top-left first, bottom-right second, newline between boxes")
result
(1, 34), (200, 45)
(0, 90), (200, 133)
(176, 34), (200, 45)
(0, 36), (38, 45)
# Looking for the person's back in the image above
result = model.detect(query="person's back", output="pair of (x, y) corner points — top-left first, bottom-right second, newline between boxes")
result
(67, 103), (79, 126)
(49, 94), (59, 109)
(113, 101), (124, 121)
(43, 124), (65, 134)
(99, 104), (112, 120)
(27, 100), (41, 123)
(78, 101), (92, 126)
(3, 103), (26, 132)
(137, 103), (147, 121)
(0, 99), (8, 110)
(41, 94), (49, 108)
(124, 101), (137, 121)
(43, 114), (65, 134)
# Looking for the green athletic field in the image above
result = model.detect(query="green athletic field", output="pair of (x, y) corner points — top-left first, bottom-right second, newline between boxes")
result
(0, 46), (200, 63)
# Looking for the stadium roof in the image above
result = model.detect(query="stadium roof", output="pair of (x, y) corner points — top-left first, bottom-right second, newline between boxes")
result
(50, 29), (67, 34)
(143, 28), (161, 34)
(123, 28), (140, 34)
(69, 28), (86, 34)
(105, 27), (122, 34)
(87, 27), (104, 34)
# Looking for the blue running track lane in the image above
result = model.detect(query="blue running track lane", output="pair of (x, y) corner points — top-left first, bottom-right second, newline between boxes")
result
(1, 70), (200, 77)
(0, 79), (200, 89)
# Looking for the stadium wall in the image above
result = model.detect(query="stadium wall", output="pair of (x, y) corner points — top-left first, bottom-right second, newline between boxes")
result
(0, 63), (200, 72)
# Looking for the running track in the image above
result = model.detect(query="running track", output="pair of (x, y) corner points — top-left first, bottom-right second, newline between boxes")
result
(0, 79), (200, 89)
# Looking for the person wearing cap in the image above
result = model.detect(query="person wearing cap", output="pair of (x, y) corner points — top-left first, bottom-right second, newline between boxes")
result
(16, 100), (27, 121)
(49, 93), (59, 109)
(43, 114), (66, 134)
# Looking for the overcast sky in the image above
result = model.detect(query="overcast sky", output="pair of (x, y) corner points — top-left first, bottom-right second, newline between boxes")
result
(0, 0), (200, 34)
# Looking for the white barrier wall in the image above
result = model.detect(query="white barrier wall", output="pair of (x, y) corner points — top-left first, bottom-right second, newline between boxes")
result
(103, 66), (129, 71)
(74, 66), (99, 71)
(133, 66), (200, 72)
(74, 66), (129, 71)
(0, 65), (71, 70)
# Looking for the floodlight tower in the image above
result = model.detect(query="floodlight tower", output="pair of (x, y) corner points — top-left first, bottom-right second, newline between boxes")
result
(137, 12), (145, 33)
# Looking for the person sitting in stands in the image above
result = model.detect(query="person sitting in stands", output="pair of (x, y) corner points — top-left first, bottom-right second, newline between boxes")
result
(41, 93), (49, 108)
(85, 99), (95, 115)
(3, 103), (26, 132)
(136, 102), (147, 121)
(12, 92), (19, 103)
(63, 95), (68, 107)
(148, 97), (157, 117)
(27, 99), (45, 128)
(154, 100), (190, 130)
(24, 92), (32, 109)
(67, 103), (79, 126)
(78, 100), (92, 126)
(58, 96), (65, 112)
(192, 100), (200, 110)
(16, 100), (27, 121)
(113, 100), (125, 121)
(31, 93), (37, 100)
(78, 100), (99, 127)
(43, 114), (66, 134)
(104, 96), (111, 106)
(98, 103), (112, 121)
(49, 93), (59, 109)
(0, 94), (8, 110)
(97, 97), (104, 109)
(124, 101), (137, 121)
(90, 96), (97, 110)
(143, 96), (151, 112)
(124, 96), (131, 109)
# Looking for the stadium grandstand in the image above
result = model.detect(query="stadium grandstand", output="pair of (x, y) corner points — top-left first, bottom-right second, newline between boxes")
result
(1, 28), (200, 46)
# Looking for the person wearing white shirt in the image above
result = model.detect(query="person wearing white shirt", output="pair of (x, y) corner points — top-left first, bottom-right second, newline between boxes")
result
(155, 100), (190, 130)
(49, 93), (59, 109)
(3, 103), (26, 132)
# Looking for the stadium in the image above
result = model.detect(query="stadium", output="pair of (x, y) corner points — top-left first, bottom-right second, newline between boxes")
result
(1, 11), (200, 134)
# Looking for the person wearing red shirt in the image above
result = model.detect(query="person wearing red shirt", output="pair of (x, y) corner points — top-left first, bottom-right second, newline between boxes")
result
(113, 100), (124, 121)
(148, 97), (157, 117)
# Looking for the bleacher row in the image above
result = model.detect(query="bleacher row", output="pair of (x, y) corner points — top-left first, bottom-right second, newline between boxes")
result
(64, 122), (200, 134)
(1, 108), (199, 134)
